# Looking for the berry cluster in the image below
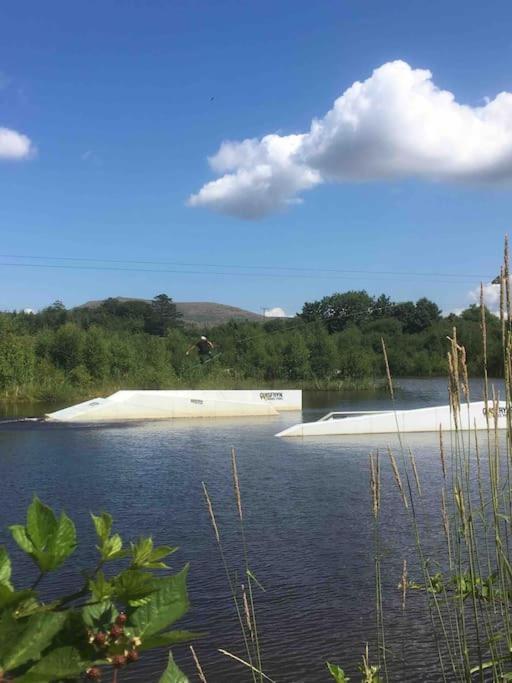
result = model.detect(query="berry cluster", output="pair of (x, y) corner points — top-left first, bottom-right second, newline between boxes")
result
(85, 613), (142, 680)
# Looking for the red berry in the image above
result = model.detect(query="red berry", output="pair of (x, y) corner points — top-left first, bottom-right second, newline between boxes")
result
(115, 612), (128, 626)
(93, 632), (107, 647)
(112, 655), (126, 669)
(85, 668), (102, 680)
(109, 624), (123, 640)
(126, 650), (140, 663)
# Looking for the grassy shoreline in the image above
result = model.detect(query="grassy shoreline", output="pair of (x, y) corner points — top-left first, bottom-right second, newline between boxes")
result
(0, 376), (386, 407)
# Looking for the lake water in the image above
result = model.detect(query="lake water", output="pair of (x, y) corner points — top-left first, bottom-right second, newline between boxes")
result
(0, 378), (503, 682)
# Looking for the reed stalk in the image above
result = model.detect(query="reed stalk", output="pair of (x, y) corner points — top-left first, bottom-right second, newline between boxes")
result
(190, 646), (208, 683)
(231, 447), (264, 681)
(201, 481), (258, 683)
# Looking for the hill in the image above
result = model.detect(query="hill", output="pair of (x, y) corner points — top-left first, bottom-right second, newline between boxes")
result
(77, 297), (266, 326)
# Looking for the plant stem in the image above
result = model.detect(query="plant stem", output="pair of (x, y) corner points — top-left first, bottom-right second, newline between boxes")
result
(30, 571), (44, 590)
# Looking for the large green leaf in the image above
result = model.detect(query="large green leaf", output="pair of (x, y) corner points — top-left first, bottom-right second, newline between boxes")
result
(0, 611), (25, 662)
(131, 565), (189, 637)
(113, 569), (156, 605)
(139, 630), (202, 651)
(47, 512), (77, 566)
(0, 611), (67, 671)
(158, 652), (189, 683)
(0, 547), (12, 588)
(26, 497), (58, 551)
(9, 499), (76, 572)
(16, 647), (87, 682)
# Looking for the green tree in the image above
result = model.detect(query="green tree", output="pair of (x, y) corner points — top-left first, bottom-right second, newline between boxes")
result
(301, 291), (375, 332)
(50, 323), (85, 371)
(306, 324), (337, 378)
(0, 334), (35, 395)
(83, 326), (111, 379)
(39, 300), (68, 329)
(282, 334), (310, 380)
(146, 295), (183, 336)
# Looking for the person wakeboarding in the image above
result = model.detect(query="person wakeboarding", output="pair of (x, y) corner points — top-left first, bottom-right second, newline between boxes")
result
(186, 335), (215, 364)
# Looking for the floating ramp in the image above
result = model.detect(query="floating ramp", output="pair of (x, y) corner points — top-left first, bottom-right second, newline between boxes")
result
(46, 389), (302, 422)
(276, 401), (507, 437)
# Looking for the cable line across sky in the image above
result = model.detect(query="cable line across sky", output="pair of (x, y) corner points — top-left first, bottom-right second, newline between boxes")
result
(0, 254), (494, 283)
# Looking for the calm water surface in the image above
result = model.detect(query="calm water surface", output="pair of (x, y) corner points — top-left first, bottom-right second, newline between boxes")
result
(0, 379), (503, 681)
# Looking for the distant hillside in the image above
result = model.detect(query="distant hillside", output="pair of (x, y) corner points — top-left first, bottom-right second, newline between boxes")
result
(77, 298), (266, 326)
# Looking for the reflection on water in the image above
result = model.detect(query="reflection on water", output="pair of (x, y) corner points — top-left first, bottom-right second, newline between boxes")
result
(0, 379), (503, 681)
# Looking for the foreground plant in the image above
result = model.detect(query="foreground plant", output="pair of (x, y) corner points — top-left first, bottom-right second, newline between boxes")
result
(327, 644), (382, 683)
(0, 497), (197, 682)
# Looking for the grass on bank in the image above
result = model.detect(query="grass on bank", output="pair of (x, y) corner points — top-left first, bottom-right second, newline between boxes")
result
(0, 372), (382, 407)
(197, 239), (512, 682)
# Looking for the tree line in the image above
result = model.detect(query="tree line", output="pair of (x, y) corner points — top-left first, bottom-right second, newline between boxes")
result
(0, 291), (501, 402)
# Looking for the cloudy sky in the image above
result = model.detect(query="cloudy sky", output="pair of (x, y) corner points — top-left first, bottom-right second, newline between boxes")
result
(1, 0), (512, 314)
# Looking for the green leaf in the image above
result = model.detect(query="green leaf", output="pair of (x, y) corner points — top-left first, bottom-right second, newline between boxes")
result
(0, 547), (12, 588)
(14, 597), (55, 619)
(327, 662), (350, 682)
(113, 570), (156, 605)
(0, 586), (36, 612)
(0, 611), (67, 671)
(158, 651), (189, 683)
(9, 525), (34, 554)
(102, 533), (124, 561)
(140, 630), (203, 651)
(131, 537), (154, 566)
(91, 512), (112, 544)
(88, 571), (113, 602)
(0, 611), (25, 663)
(145, 545), (178, 570)
(16, 646), (87, 682)
(47, 512), (77, 566)
(130, 538), (177, 570)
(26, 497), (57, 551)
(150, 546), (178, 562)
(10, 500), (76, 572)
(131, 565), (189, 637)
(82, 600), (117, 629)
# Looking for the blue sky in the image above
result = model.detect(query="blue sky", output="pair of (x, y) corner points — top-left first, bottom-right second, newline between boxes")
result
(1, 0), (512, 315)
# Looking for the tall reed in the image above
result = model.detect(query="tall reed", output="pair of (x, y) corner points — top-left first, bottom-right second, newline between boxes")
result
(370, 236), (512, 682)
(202, 449), (268, 682)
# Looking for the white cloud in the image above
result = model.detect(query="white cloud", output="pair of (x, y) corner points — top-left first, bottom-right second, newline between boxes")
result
(265, 306), (288, 318)
(469, 282), (501, 314)
(0, 126), (34, 160)
(188, 134), (320, 219)
(189, 60), (512, 219)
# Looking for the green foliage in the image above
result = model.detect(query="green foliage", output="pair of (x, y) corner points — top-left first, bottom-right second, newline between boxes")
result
(158, 652), (188, 683)
(0, 291), (502, 401)
(146, 294), (183, 336)
(0, 496), (194, 682)
(9, 497), (77, 572)
(327, 661), (350, 681)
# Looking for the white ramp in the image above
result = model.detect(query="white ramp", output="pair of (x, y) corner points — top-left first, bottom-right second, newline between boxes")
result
(276, 401), (507, 437)
(46, 389), (302, 422)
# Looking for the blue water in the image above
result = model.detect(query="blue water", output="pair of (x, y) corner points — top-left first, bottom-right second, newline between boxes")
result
(0, 379), (503, 682)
